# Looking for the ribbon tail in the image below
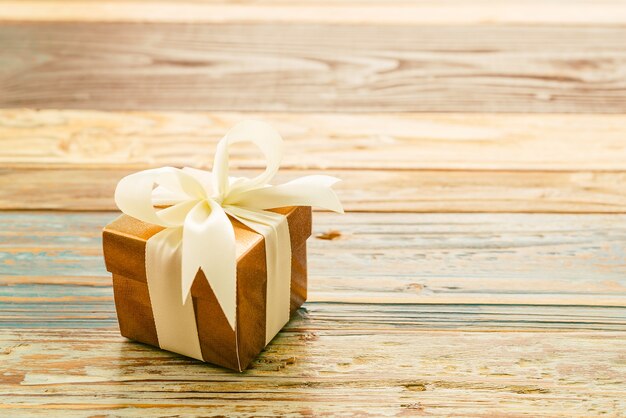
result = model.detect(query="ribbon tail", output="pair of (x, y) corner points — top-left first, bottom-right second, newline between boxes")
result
(229, 175), (344, 214)
(225, 206), (291, 344)
(181, 199), (238, 330)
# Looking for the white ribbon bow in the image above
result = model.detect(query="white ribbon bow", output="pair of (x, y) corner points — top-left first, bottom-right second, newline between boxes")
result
(114, 120), (343, 336)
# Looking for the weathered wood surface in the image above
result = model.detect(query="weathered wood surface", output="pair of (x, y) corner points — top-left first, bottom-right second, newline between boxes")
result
(3, 110), (626, 170)
(3, 0), (626, 24)
(2, 0), (625, 414)
(0, 212), (625, 416)
(3, 212), (626, 307)
(2, 110), (626, 212)
(2, 23), (626, 112)
(5, 166), (626, 213)
(1, 329), (624, 417)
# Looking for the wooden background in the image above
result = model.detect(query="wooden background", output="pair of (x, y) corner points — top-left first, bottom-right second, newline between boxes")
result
(1, 1), (625, 416)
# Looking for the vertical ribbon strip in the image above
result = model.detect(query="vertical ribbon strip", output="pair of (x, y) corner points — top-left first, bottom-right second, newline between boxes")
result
(145, 228), (204, 360)
(114, 120), (343, 358)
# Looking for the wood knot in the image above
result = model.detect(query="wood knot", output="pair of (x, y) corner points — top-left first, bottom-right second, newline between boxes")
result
(316, 229), (342, 240)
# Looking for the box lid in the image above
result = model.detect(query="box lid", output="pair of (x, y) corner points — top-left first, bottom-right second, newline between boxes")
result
(102, 206), (311, 285)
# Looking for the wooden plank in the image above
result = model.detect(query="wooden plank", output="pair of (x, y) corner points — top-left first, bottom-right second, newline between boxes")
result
(1, 212), (624, 415)
(3, 295), (626, 331)
(1, 23), (626, 112)
(2, 0), (626, 24)
(0, 328), (624, 416)
(3, 110), (626, 171)
(3, 110), (626, 212)
(2, 212), (625, 306)
(2, 166), (626, 212)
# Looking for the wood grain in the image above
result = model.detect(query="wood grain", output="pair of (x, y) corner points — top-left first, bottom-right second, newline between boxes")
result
(2, 212), (625, 307)
(3, 166), (626, 212)
(2, 1), (625, 414)
(4, 294), (626, 331)
(3, 0), (626, 24)
(3, 110), (626, 212)
(0, 329), (624, 416)
(1, 210), (625, 414)
(1, 23), (626, 112)
(3, 110), (626, 170)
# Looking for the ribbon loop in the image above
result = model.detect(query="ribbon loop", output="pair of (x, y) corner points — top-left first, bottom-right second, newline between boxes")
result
(213, 120), (284, 202)
(229, 175), (344, 213)
(115, 167), (206, 227)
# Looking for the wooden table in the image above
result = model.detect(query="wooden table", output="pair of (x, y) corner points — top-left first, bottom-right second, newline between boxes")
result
(1, 2), (625, 416)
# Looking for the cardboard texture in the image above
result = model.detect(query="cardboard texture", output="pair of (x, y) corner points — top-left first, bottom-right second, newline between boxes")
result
(102, 206), (312, 371)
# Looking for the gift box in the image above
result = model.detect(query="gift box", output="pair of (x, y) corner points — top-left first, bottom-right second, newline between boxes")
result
(101, 121), (342, 371)
(103, 205), (311, 371)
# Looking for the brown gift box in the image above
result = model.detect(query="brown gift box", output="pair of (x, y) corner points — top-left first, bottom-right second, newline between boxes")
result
(102, 206), (311, 371)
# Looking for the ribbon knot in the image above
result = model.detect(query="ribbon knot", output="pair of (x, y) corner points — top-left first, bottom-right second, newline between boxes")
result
(114, 120), (343, 333)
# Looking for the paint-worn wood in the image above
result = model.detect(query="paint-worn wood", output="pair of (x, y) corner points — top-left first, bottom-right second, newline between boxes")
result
(1, 0), (624, 414)
(1, 210), (625, 415)
(2, 212), (626, 307)
(1, 23), (626, 112)
(4, 291), (626, 331)
(0, 329), (624, 416)
(3, 166), (626, 212)
(3, 0), (626, 24)
(3, 110), (626, 170)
